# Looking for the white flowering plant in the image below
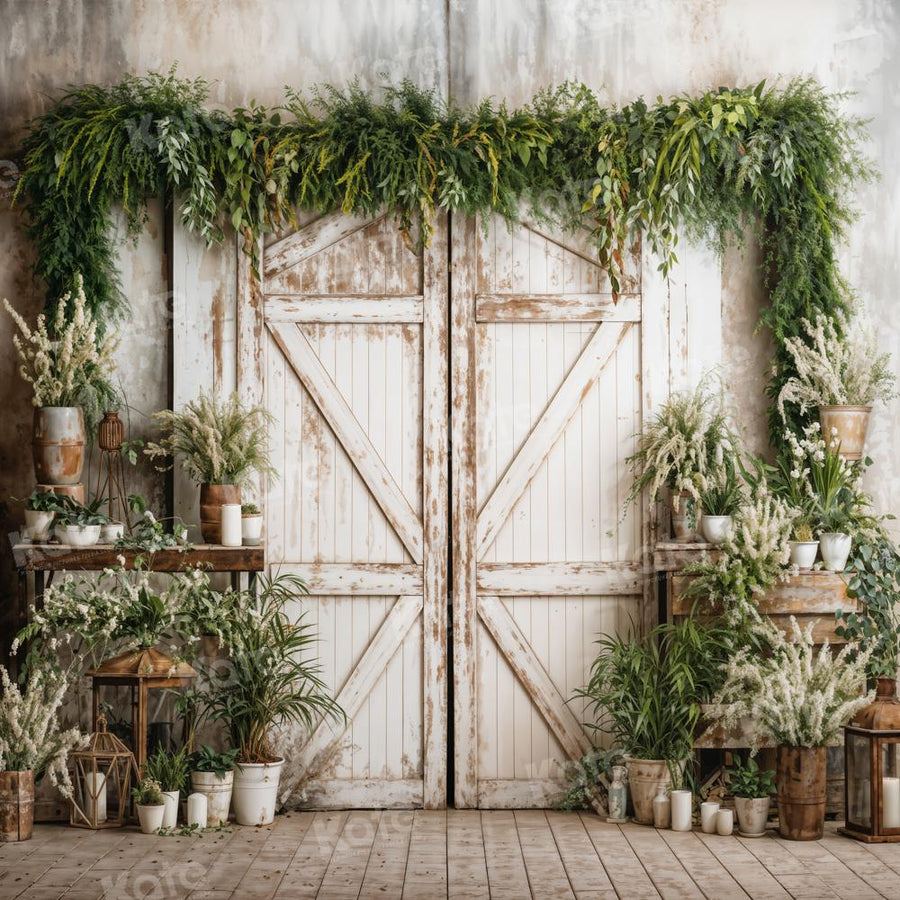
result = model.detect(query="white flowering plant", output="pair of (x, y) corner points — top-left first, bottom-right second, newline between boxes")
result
(709, 617), (873, 750)
(626, 378), (741, 511)
(777, 311), (896, 418)
(145, 391), (276, 487)
(3, 274), (119, 431)
(0, 665), (86, 796)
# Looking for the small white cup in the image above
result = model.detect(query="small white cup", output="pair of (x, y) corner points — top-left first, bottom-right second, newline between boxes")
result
(716, 807), (734, 836)
(700, 801), (720, 834)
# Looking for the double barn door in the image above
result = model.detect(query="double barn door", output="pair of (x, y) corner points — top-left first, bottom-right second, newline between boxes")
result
(237, 210), (645, 810)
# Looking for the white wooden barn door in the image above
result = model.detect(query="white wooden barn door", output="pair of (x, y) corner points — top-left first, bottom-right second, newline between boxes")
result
(451, 215), (645, 808)
(237, 211), (449, 809)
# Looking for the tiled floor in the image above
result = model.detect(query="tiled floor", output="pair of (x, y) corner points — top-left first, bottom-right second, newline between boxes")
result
(2, 811), (900, 899)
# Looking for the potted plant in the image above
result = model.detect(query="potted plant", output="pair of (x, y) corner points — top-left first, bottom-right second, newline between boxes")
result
(699, 465), (742, 545)
(4, 275), (119, 485)
(727, 755), (775, 837)
(52, 496), (110, 547)
(0, 665), (84, 842)
(132, 778), (166, 834)
(241, 502), (263, 546)
(193, 574), (343, 825)
(626, 380), (739, 541)
(575, 622), (709, 825)
(788, 520), (819, 569)
(143, 746), (190, 829)
(810, 440), (857, 573)
(777, 312), (895, 460)
(188, 746), (239, 827)
(709, 617), (872, 840)
(22, 490), (58, 541)
(145, 392), (275, 544)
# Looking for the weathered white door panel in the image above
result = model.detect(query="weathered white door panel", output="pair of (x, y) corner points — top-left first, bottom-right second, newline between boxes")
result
(452, 215), (645, 808)
(238, 211), (448, 809)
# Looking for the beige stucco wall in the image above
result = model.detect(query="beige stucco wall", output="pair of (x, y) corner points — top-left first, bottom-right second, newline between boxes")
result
(0, 0), (898, 625)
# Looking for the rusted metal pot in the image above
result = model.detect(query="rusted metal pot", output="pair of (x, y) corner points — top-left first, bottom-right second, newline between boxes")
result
(32, 406), (86, 485)
(819, 406), (871, 461)
(0, 770), (34, 842)
(777, 745), (826, 840)
(199, 484), (242, 544)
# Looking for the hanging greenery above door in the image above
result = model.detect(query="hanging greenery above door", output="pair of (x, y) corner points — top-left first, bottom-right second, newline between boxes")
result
(12, 68), (872, 444)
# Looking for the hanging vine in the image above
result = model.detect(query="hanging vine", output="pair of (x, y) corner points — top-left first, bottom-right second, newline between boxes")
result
(12, 68), (873, 448)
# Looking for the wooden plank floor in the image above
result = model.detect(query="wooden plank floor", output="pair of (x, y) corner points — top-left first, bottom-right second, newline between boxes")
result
(2, 813), (900, 899)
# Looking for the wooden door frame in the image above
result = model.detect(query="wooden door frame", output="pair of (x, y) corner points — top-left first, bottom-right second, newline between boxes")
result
(236, 212), (449, 809)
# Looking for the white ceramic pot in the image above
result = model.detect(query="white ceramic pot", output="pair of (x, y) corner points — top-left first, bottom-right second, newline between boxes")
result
(24, 509), (54, 542)
(189, 770), (233, 826)
(62, 524), (102, 547)
(101, 522), (125, 543)
(819, 532), (852, 572)
(734, 796), (770, 837)
(161, 790), (179, 829)
(242, 514), (263, 547)
(701, 515), (733, 545)
(789, 541), (819, 569)
(233, 758), (284, 826)
(136, 803), (166, 834)
(670, 790), (692, 832)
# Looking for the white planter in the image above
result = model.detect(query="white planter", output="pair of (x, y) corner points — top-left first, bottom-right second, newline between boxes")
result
(161, 790), (179, 829)
(233, 758), (284, 826)
(24, 509), (54, 541)
(701, 515), (733, 545)
(62, 524), (102, 547)
(734, 796), (770, 837)
(189, 770), (233, 826)
(242, 514), (263, 546)
(101, 522), (125, 543)
(136, 803), (165, 834)
(819, 532), (852, 572)
(716, 808), (734, 836)
(789, 540), (819, 569)
(670, 790), (693, 832)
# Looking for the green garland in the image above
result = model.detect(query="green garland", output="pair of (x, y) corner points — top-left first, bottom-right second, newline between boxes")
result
(13, 69), (872, 448)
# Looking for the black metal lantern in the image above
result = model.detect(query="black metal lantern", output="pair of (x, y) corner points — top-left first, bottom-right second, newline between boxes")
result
(842, 678), (900, 843)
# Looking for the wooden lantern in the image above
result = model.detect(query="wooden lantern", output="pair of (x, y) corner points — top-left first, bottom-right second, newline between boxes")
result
(87, 647), (197, 769)
(842, 678), (900, 843)
(70, 714), (139, 829)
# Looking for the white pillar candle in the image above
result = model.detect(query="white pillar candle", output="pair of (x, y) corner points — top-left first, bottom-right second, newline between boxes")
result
(716, 808), (734, 836)
(670, 790), (693, 832)
(86, 772), (107, 824)
(700, 801), (720, 834)
(187, 792), (208, 829)
(220, 503), (242, 547)
(883, 777), (900, 828)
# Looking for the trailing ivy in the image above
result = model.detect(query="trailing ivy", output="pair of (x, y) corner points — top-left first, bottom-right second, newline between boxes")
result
(13, 70), (872, 448)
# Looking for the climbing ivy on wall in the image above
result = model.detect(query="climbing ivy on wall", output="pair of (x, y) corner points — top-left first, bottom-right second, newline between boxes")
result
(12, 68), (873, 448)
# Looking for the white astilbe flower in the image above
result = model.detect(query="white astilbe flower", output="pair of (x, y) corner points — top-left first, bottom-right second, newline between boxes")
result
(0, 665), (87, 798)
(710, 617), (873, 750)
(777, 311), (896, 418)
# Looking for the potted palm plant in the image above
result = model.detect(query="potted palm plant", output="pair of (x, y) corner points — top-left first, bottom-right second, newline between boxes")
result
(777, 312), (895, 460)
(193, 574), (343, 825)
(710, 617), (872, 840)
(132, 778), (166, 834)
(626, 380), (740, 541)
(144, 746), (190, 829)
(726, 755), (775, 837)
(575, 622), (710, 825)
(145, 392), (275, 544)
(4, 275), (118, 485)
(0, 665), (84, 842)
(699, 465), (743, 545)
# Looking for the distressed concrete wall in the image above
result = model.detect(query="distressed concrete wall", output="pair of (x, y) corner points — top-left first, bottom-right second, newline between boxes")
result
(0, 0), (898, 620)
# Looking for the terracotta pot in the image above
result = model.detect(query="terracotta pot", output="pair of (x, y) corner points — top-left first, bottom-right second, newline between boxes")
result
(777, 745), (826, 840)
(32, 407), (86, 485)
(199, 484), (241, 544)
(37, 482), (85, 504)
(819, 405), (871, 461)
(0, 770), (34, 842)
